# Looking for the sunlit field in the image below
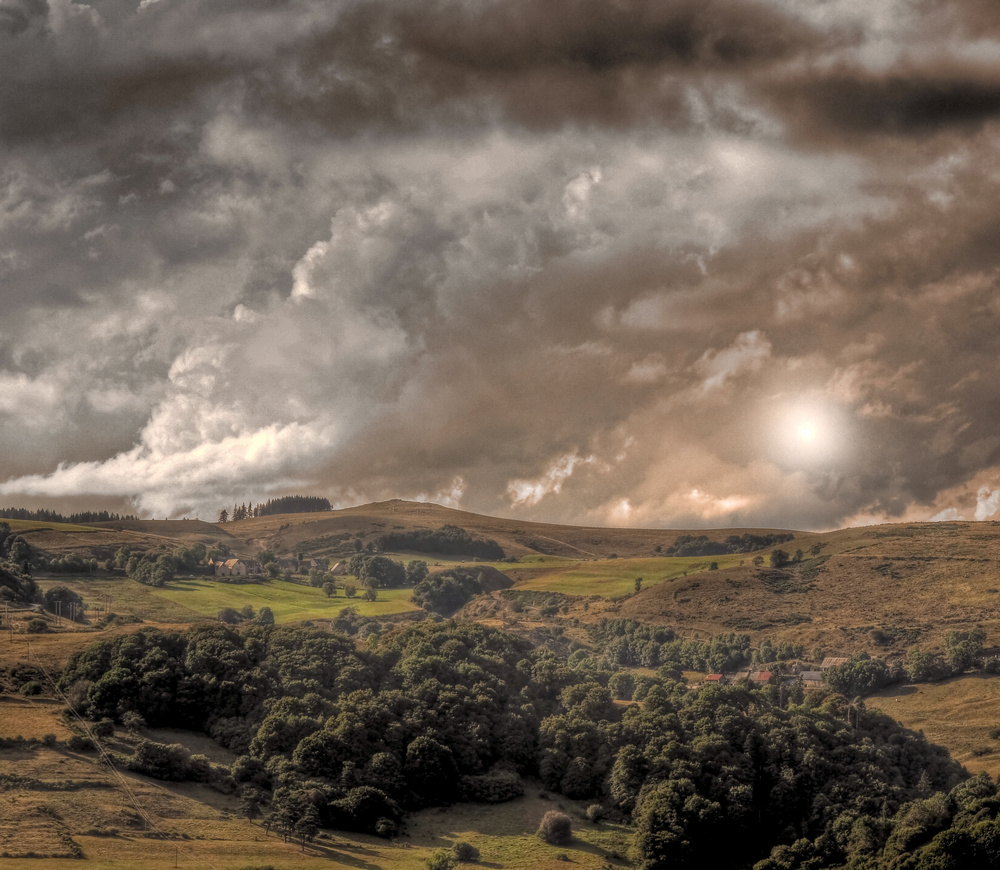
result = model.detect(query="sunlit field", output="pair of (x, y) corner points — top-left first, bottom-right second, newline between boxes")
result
(34, 575), (418, 625)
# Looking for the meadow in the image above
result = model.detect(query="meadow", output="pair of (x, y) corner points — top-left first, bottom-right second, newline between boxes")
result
(34, 575), (419, 625)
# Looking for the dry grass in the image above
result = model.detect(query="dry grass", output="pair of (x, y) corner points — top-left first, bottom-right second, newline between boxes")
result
(869, 674), (1000, 779)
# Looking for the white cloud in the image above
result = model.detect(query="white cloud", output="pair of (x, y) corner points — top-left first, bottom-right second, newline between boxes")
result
(507, 452), (593, 507)
(975, 486), (1000, 521)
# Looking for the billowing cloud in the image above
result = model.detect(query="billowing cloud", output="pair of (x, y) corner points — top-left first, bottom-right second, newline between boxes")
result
(1, 0), (1000, 529)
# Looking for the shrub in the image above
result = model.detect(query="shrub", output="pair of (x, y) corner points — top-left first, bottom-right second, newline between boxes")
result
(19, 680), (42, 696)
(453, 842), (480, 862)
(92, 718), (115, 738)
(67, 735), (95, 752)
(586, 804), (605, 823)
(537, 811), (572, 845)
(26, 618), (48, 634)
(427, 849), (457, 870)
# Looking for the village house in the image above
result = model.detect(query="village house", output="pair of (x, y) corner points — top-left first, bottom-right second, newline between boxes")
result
(215, 558), (263, 577)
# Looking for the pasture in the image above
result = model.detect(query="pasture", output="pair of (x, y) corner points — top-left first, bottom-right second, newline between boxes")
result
(34, 575), (418, 626)
(152, 576), (419, 621)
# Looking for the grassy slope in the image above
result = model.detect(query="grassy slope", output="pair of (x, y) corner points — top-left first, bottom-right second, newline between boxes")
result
(869, 674), (1000, 780)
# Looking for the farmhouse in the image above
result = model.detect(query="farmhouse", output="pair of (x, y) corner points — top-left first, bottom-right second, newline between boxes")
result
(215, 558), (263, 577)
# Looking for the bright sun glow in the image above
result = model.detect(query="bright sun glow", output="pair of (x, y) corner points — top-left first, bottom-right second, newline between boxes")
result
(771, 402), (847, 467)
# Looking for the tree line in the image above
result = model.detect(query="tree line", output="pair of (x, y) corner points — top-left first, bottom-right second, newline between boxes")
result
(0, 507), (138, 524)
(218, 496), (332, 522)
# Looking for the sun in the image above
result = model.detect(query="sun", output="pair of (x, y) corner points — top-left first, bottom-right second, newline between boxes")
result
(770, 401), (847, 467)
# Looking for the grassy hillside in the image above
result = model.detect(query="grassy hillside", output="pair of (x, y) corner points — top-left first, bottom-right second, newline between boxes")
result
(222, 499), (800, 561)
(869, 674), (1000, 780)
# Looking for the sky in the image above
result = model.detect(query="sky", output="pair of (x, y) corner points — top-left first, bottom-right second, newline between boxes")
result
(2, 0), (1000, 530)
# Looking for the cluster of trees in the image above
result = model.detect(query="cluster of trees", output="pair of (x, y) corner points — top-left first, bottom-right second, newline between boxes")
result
(110, 544), (207, 588)
(0, 523), (39, 603)
(375, 525), (505, 560)
(58, 618), (993, 867)
(0, 507), (137, 524)
(665, 532), (795, 557)
(218, 496), (332, 522)
(44, 586), (86, 622)
(38, 553), (99, 574)
(411, 566), (513, 616)
(586, 619), (785, 674)
(218, 605), (275, 626)
(826, 630), (994, 695)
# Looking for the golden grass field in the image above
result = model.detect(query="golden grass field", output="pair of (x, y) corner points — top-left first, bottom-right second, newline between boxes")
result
(869, 674), (1000, 780)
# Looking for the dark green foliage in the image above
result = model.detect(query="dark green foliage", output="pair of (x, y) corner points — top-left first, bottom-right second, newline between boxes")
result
(0, 507), (136, 523)
(0, 529), (40, 602)
(255, 496), (332, 516)
(376, 525), (505, 560)
(452, 841), (480, 862)
(26, 618), (48, 633)
(56, 616), (982, 867)
(128, 739), (206, 782)
(666, 532), (794, 557)
(347, 554), (407, 588)
(824, 652), (895, 695)
(459, 769), (524, 803)
(411, 566), (513, 615)
(45, 586), (83, 622)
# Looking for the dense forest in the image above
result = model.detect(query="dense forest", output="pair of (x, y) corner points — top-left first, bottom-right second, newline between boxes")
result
(666, 533), (795, 557)
(376, 525), (506, 560)
(56, 617), (1000, 868)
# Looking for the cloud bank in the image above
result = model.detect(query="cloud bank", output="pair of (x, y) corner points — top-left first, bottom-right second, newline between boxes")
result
(2, 0), (1000, 528)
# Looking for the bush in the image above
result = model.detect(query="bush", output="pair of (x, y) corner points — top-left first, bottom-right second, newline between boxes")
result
(19, 680), (42, 696)
(26, 618), (48, 634)
(453, 842), (480, 862)
(537, 811), (572, 845)
(427, 849), (457, 870)
(92, 718), (115, 738)
(586, 804), (605, 823)
(67, 735), (96, 752)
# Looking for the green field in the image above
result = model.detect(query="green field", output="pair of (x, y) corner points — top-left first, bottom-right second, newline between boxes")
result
(516, 554), (748, 597)
(35, 575), (419, 624)
(153, 576), (419, 621)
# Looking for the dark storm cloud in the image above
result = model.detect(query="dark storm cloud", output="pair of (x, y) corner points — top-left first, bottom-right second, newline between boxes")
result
(0, 0), (46, 35)
(3, 0), (1000, 528)
(766, 68), (1000, 142)
(256, 0), (825, 133)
